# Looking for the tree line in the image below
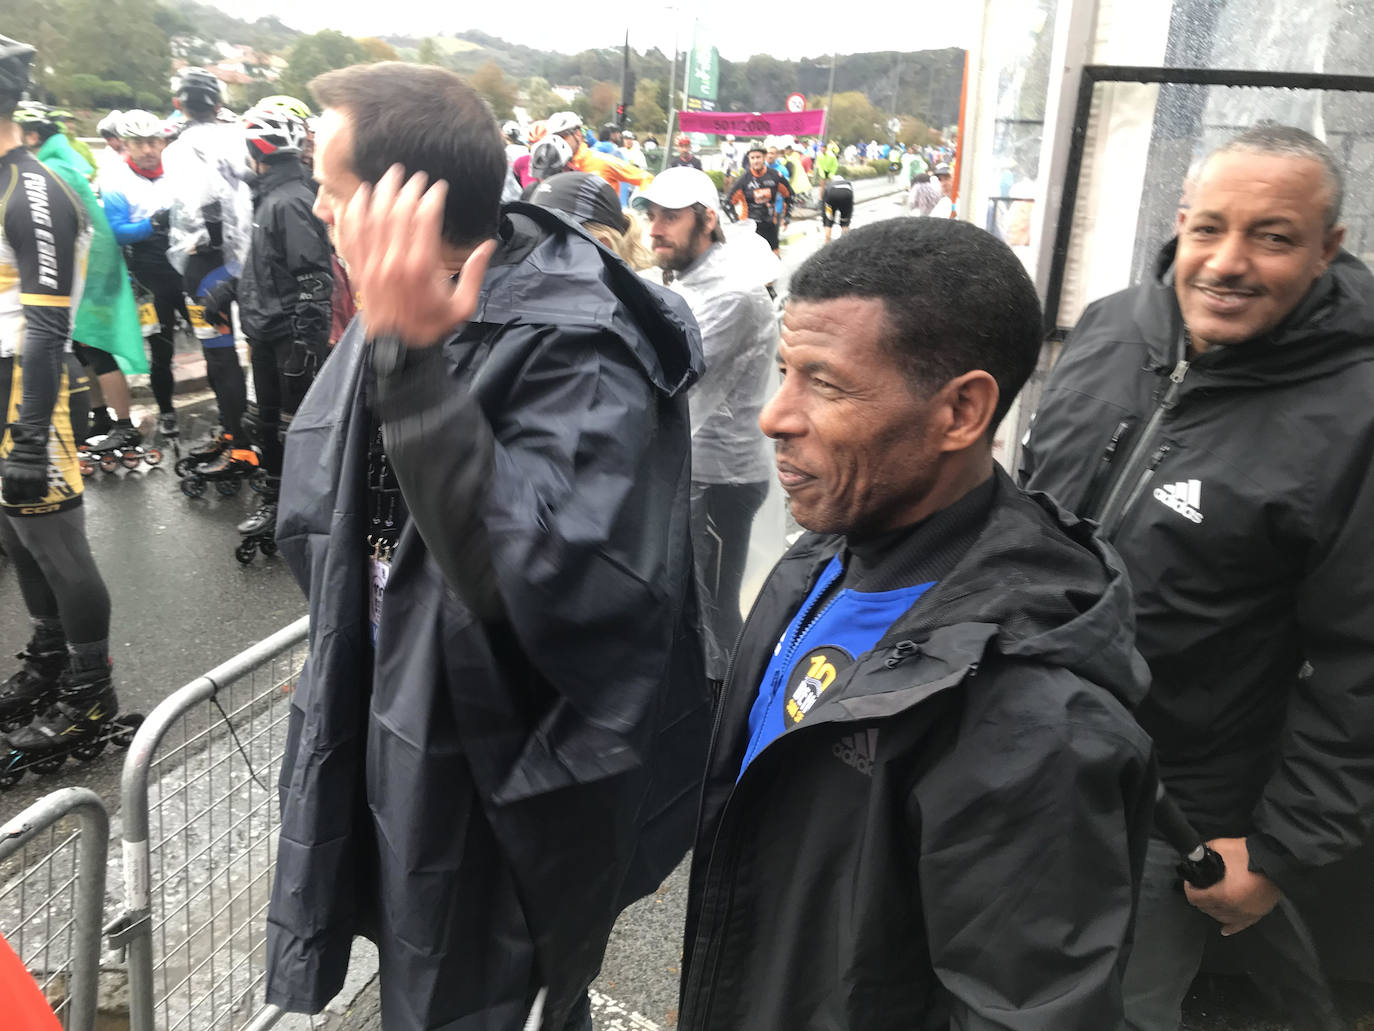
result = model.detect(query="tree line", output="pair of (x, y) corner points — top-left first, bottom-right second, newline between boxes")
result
(8, 0), (960, 146)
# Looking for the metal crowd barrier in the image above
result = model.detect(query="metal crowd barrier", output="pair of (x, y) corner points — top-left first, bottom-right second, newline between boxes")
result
(0, 786), (109, 1031)
(110, 616), (309, 1031)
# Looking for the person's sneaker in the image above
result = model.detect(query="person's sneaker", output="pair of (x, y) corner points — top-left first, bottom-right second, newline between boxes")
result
(157, 411), (179, 439)
(4, 663), (117, 756)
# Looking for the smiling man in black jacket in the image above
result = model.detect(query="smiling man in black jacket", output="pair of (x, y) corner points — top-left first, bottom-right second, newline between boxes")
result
(1021, 125), (1374, 1029)
(679, 217), (1155, 1030)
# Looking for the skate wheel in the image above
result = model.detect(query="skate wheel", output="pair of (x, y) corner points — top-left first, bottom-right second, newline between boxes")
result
(99, 455), (120, 474)
(111, 714), (143, 749)
(215, 478), (242, 497)
(73, 739), (107, 762)
(248, 471), (268, 494)
(0, 766), (22, 789)
(234, 541), (256, 564)
(259, 538), (278, 557)
(180, 476), (207, 499)
(144, 448), (163, 466)
(122, 451), (143, 470)
(32, 755), (66, 775)
(79, 458), (95, 477)
(174, 457), (196, 477)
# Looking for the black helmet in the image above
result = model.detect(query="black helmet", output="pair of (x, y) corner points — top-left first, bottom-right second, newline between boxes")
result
(176, 67), (222, 108)
(0, 35), (35, 104)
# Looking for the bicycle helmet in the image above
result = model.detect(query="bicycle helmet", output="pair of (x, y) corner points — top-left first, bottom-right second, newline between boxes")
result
(527, 120), (548, 144)
(501, 120), (523, 143)
(546, 111), (583, 136)
(529, 135), (573, 181)
(12, 101), (57, 130)
(675, 134), (690, 148)
(243, 103), (308, 159)
(118, 109), (165, 139)
(256, 95), (313, 122)
(0, 35), (34, 103)
(97, 110), (123, 137)
(176, 67), (222, 109)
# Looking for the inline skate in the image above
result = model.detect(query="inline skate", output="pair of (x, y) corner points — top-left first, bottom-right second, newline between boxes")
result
(0, 662), (142, 788)
(80, 422), (163, 476)
(234, 484), (279, 564)
(178, 434), (265, 498)
(0, 630), (67, 732)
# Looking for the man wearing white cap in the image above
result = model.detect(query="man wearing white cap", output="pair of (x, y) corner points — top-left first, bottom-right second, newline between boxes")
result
(633, 167), (778, 681)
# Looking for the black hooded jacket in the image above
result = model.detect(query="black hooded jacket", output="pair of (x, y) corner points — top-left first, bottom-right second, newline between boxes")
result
(237, 158), (332, 345)
(266, 204), (710, 1030)
(679, 469), (1155, 1030)
(1021, 242), (1374, 894)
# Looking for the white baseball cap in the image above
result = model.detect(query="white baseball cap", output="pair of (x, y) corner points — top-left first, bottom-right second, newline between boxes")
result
(630, 166), (720, 213)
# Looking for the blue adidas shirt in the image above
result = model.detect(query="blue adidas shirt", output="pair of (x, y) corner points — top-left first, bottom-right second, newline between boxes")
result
(740, 554), (934, 777)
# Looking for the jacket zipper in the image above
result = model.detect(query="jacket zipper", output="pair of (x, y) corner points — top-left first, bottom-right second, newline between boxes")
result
(1092, 357), (1190, 536)
(684, 647), (976, 1027)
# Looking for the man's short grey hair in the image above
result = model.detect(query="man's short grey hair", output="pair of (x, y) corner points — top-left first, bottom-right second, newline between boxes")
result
(1206, 124), (1344, 228)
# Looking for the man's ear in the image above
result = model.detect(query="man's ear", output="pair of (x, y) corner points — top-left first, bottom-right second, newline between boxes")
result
(936, 370), (1000, 453)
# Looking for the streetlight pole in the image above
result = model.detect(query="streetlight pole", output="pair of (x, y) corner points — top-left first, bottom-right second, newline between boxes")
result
(823, 51), (837, 146)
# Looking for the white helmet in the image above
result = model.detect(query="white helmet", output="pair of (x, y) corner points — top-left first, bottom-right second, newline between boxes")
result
(243, 103), (308, 158)
(118, 109), (165, 140)
(529, 135), (573, 180)
(97, 110), (123, 137)
(546, 111), (583, 136)
(501, 120), (523, 143)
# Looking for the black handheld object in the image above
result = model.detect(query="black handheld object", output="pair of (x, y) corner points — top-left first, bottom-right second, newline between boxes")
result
(1153, 783), (1226, 889)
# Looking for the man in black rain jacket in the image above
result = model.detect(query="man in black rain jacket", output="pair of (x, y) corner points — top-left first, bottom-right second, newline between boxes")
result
(1021, 125), (1374, 1028)
(679, 217), (1155, 1030)
(264, 62), (710, 1031)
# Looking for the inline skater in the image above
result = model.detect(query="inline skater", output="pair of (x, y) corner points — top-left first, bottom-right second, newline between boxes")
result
(163, 68), (255, 481)
(669, 133), (701, 170)
(229, 100), (332, 551)
(549, 111), (652, 194)
(0, 36), (121, 756)
(820, 171), (854, 243)
(99, 108), (185, 442)
(729, 143), (790, 255)
(95, 110), (125, 180)
(15, 103), (149, 460)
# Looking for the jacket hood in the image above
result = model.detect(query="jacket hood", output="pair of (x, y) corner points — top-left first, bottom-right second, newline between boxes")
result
(36, 132), (91, 178)
(860, 469), (1149, 708)
(1134, 238), (1374, 388)
(480, 202), (703, 397)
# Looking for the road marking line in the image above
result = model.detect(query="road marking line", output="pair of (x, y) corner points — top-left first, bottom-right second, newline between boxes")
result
(588, 987), (661, 1030)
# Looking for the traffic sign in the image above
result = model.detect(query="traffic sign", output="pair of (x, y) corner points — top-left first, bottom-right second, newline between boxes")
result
(785, 92), (806, 113)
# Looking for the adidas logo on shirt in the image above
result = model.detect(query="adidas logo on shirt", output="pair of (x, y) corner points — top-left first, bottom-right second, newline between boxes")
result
(833, 728), (879, 777)
(1153, 479), (1204, 524)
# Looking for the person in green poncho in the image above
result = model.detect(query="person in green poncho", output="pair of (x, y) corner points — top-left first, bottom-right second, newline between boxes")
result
(15, 103), (148, 448)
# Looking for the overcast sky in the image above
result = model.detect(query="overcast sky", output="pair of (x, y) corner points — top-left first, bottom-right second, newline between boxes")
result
(207, 1), (980, 62)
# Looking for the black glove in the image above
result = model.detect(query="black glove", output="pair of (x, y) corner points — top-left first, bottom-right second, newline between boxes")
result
(202, 277), (238, 327)
(1, 424), (50, 505)
(149, 208), (170, 233)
